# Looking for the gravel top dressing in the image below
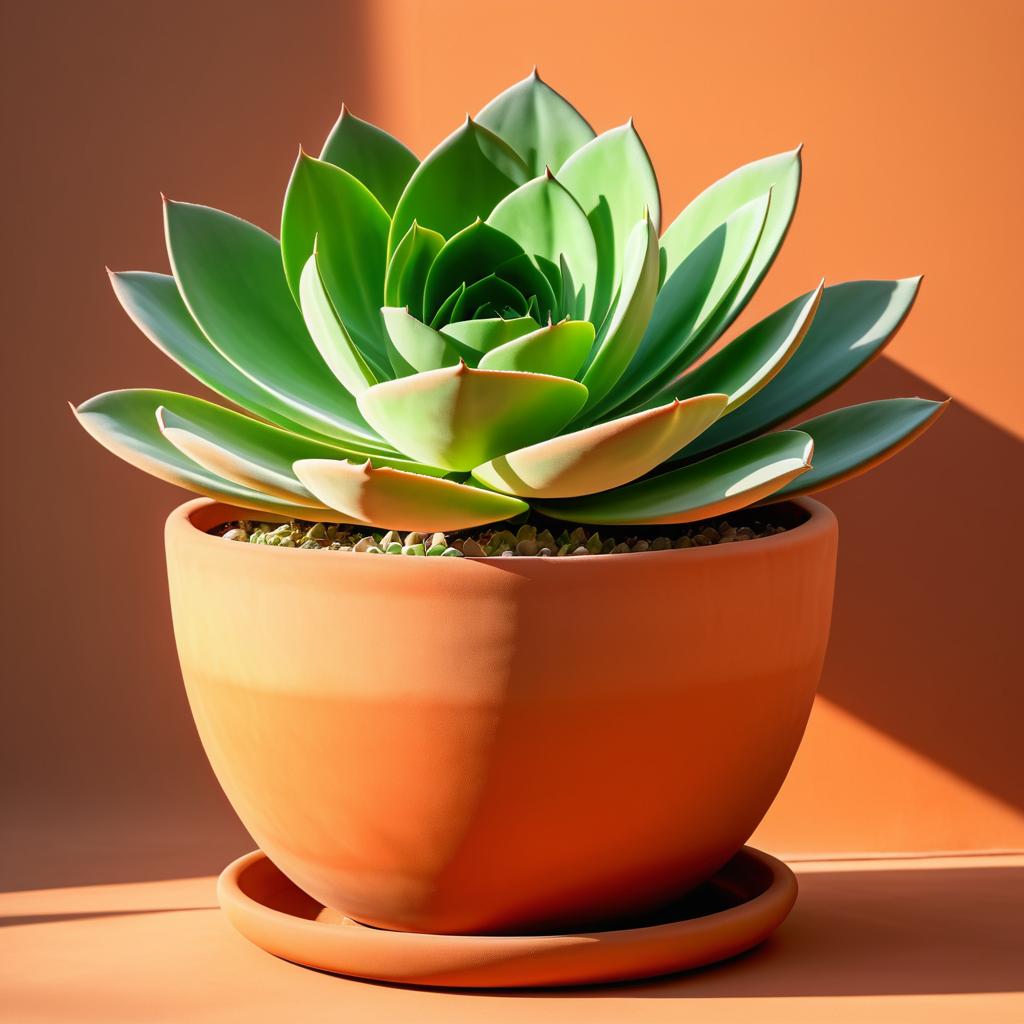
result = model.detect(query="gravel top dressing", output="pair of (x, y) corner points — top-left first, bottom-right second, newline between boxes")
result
(210, 514), (790, 557)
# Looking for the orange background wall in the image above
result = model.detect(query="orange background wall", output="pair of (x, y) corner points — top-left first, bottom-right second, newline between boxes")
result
(2, 0), (1021, 891)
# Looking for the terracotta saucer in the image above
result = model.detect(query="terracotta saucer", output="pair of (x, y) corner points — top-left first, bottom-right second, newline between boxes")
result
(217, 846), (796, 989)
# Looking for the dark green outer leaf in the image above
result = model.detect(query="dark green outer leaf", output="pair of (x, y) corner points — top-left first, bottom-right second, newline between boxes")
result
(319, 106), (418, 215)
(766, 398), (947, 500)
(676, 278), (922, 460)
(535, 430), (813, 525)
(109, 270), (339, 442)
(475, 69), (596, 176)
(164, 200), (383, 446)
(74, 388), (329, 518)
(666, 281), (823, 411)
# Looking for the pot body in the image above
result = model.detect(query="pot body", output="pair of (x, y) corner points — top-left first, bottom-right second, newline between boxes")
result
(166, 498), (837, 935)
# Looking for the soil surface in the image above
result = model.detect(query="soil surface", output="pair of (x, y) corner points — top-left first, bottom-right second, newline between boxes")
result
(209, 511), (792, 557)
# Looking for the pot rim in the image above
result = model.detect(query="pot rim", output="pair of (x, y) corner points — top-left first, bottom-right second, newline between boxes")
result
(166, 495), (836, 566)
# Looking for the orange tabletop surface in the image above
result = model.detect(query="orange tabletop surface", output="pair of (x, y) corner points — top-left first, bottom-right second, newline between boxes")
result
(2, 853), (1020, 1024)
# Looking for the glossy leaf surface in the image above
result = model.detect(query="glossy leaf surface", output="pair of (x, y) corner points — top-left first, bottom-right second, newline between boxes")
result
(74, 389), (330, 518)
(679, 278), (922, 459)
(281, 152), (389, 359)
(657, 149), (801, 357)
(389, 118), (529, 256)
(423, 219), (524, 321)
(768, 398), (947, 500)
(487, 172), (598, 317)
(319, 106), (418, 214)
(536, 430), (813, 524)
(667, 281), (823, 411)
(578, 216), (660, 413)
(298, 252), (380, 394)
(357, 363), (588, 471)
(109, 270), (326, 439)
(475, 70), (595, 175)
(164, 200), (382, 446)
(381, 306), (457, 373)
(477, 319), (595, 377)
(440, 317), (541, 362)
(558, 122), (661, 325)
(472, 394), (727, 499)
(294, 459), (528, 531)
(601, 191), (770, 416)
(384, 221), (444, 319)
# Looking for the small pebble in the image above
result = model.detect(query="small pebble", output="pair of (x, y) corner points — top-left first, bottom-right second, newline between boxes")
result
(222, 528), (248, 542)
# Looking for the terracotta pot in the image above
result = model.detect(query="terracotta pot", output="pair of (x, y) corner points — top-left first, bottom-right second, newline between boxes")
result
(166, 497), (837, 935)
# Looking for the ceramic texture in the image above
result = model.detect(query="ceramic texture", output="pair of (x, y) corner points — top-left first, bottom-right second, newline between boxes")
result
(217, 846), (797, 988)
(166, 497), (837, 935)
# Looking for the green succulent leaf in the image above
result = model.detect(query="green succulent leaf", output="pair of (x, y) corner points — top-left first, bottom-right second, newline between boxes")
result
(492, 252), (560, 323)
(319, 106), (419, 215)
(109, 270), (337, 441)
(298, 251), (380, 395)
(428, 283), (466, 330)
(81, 78), (941, 532)
(439, 316), (541, 362)
(477, 319), (595, 377)
(423, 219), (524, 322)
(381, 306), (458, 374)
(487, 171), (598, 318)
(389, 117), (530, 257)
(384, 221), (445, 319)
(475, 69), (596, 175)
(558, 121), (661, 326)
(472, 394), (727, 499)
(578, 216), (660, 413)
(598, 191), (771, 417)
(357, 363), (588, 471)
(164, 200), (384, 447)
(281, 152), (389, 361)
(535, 430), (813, 525)
(665, 280), (824, 412)
(156, 396), (444, 502)
(677, 278), (922, 459)
(451, 275), (528, 321)
(74, 389), (332, 519)
(293, 459), (528, 532)
(766, 398), (947, 501)
(658, 148), (802, 357)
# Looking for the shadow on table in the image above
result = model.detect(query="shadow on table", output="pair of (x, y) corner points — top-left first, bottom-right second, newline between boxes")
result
(380, 863), (1023, 999)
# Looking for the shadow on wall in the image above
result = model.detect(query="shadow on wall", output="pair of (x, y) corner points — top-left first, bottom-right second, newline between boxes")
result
(806, 357), (1022, 815)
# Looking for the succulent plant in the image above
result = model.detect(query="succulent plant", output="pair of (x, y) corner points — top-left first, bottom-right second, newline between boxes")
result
(76, 71), (945, 532)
